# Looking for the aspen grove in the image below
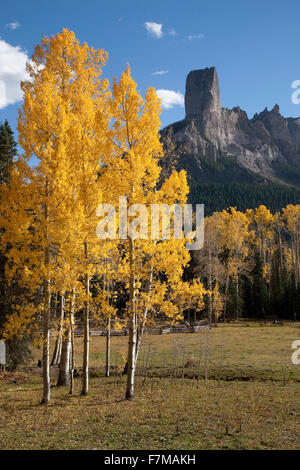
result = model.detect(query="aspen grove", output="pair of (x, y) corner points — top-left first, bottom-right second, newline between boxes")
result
(0, 30), (207, 402)
(1, 30), (300, 406)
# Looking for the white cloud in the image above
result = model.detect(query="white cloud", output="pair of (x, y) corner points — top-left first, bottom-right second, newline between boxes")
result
(156, 89), (184, 110)
(188, 33), (204, 40)
(152, 70), (168, 76)
(6, 21), (20, 30)
(0, 39), (29, 109)
(144, 22), (163, 38)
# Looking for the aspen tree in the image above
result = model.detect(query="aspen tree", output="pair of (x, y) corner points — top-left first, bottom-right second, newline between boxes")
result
(108, 66), (207, 399)
(282, 205), (300, 289)
(59, 37), (111, 396)
(1, 29), (111, 402)
(194, 215), (225, 325)
(213, 208), (251, 321)
(249, 205), (275, 306)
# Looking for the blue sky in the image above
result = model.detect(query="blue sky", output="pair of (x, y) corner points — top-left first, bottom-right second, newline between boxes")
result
(1, 0), (300, 141)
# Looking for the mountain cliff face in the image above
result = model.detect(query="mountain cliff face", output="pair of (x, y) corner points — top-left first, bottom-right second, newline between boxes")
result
(162, 67), (300, 187)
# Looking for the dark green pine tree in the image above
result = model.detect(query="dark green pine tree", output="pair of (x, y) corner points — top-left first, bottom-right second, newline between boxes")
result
(0, 120), (16, 336)
(0, 120), (32, 369)
(0, 119), (17, 185)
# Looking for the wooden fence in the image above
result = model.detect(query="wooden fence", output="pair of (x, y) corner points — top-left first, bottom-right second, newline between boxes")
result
(73, 323), (209, 337)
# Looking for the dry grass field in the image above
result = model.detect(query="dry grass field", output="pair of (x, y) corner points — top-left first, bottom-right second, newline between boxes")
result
(0, 322), (299, 450)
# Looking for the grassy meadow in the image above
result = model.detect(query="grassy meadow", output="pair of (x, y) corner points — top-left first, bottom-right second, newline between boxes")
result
(0, 322), (300, 450)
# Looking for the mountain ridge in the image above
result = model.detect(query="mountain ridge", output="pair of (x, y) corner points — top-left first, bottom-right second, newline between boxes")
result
(162, 67), (300, 184)
(161, 67), (300, 212)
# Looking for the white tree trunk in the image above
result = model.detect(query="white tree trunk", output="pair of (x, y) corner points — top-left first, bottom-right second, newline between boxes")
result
(51, 294), (64, 366)
(105, 316), (111, 377)
(57, 295), (72, 386)
(69, 289), (76, 395)
(82, 242), (89, 396)
(134, 269), (153, 364)
(126, 238), (137, 400)
(42, 267), (51, 404)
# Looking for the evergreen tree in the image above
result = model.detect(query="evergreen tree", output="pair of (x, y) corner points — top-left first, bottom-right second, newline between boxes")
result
(0, 119), (17, 185)
(0, 119), (17, 327)
(0, 120), (33, 369)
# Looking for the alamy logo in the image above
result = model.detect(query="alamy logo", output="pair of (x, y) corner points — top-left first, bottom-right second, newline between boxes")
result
(96, 197), (204, 250)
(0, 81), (5, 108)
(291, 80), (300, 104)
(291, 340), (300, 365)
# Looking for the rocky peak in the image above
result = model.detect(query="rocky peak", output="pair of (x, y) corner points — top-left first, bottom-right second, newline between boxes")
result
(163, 66), (300, 184)
(185, 67), (221, 119)
(254, 103), (291, 146)
(271, 104), (280, 114)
